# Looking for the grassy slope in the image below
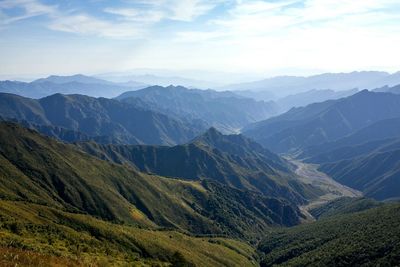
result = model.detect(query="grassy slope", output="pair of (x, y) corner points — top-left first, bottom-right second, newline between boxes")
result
(76, 128), (322, 206)
(0, 122), (305, 241)
(0, 200), (257, 267)
(258, 203), (400, 266)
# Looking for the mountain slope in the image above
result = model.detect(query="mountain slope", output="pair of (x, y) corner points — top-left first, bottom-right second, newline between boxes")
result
(0, 201), (257, 267)
(117, 85), (278, 133)
(243, 91), (400, 153)
(0, 93), (203, 145)
(319, 148), (400, 200)
(299, 117), (400, 163)
(309, 197), (382, 219)
(0, 122), (304, 240)
(258, 203), (400, 266)
(276, 88), (358, 112)
(77, 128), (322, 205)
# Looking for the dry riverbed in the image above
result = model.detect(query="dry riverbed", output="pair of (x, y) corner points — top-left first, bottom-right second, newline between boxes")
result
(288, 159), (362, 216)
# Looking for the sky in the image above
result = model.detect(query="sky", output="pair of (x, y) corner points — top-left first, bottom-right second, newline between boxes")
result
(1, 0), (400, 81)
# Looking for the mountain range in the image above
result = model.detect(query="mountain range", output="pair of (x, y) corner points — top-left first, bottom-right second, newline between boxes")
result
(0, 93), (203, 145)
(0, 74), (147, 98)
(0, 122), (306, 240)
(1, 71), (400, 266)
(227, 71), (400, 99)
(275, 88), (358, 112)
(76, 127), (322, 206)
(117, 85), (278, 133)
(243, 90), (400, 153)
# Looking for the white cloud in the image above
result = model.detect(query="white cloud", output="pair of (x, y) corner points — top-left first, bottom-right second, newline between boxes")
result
(170, 0), (400, 73)
(103, 7), (164, 23)
(104, 0), (221, 23)
(0, 0), (57, 24)
(49, 14), (144, 38)
(168, 0), (217, 21)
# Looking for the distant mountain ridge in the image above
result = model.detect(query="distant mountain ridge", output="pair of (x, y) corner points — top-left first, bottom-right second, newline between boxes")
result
(276, 88), (358, 112)
(373, 84), (400, 94)
(117, 85), (278, 133)
(243, 90), (400, 153)
(226, 71), (400, 99)
(0, 74), (147, 98)
(299, 117), (400, 163)
(0, 93), (203, 145)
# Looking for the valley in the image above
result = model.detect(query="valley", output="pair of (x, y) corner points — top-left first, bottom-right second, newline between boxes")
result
(288, 159), (362, 214)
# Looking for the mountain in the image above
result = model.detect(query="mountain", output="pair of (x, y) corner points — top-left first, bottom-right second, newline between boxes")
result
(373, 84), (400, 94)
(0, 75), (147, 98)
(33, 74), (114, 85)
(319, 148), (400, 200)
(117, 85), (278, 133)
(276, 88), (358, 112)
(111, 74), (218, 88)
(96, 71), (224, 89)
(0, 93), (203, 145)
(292, 116), (400, 201)
(0, 125), (263, 266)
(258, 203), (400, 266)
(299, 117), (400, 163)
(223, 71), (400, 99)
(243, 91), (400, 153)
(77, 128), (322, 206)
(0, 122), (305, 240)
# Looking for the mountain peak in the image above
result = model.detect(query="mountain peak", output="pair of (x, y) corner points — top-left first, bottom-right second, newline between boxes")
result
(193, 127), (224, 144)
(33, 74), (111, 85)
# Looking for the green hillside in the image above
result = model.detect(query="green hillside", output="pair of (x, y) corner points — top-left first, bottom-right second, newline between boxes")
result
(76, 128), (322, 205)
(0, 122), (305, 240)
(0, 200), (257, 266)
(258, 203), (400, 266)
(309, 197), (382, 219)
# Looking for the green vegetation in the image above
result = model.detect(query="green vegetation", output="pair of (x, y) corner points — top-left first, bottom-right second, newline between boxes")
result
(0, 122), (305, 241)
(77, 127), (322, 206)
(309, 197), (382, 219)
(0, 200), (257, 266)
(258, 204), (400, 266)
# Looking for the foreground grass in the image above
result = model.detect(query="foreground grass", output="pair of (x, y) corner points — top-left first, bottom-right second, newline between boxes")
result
(0, 200), (257, 266)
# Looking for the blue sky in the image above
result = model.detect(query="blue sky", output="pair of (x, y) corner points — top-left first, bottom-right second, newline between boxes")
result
(1, 0), (400, 80)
